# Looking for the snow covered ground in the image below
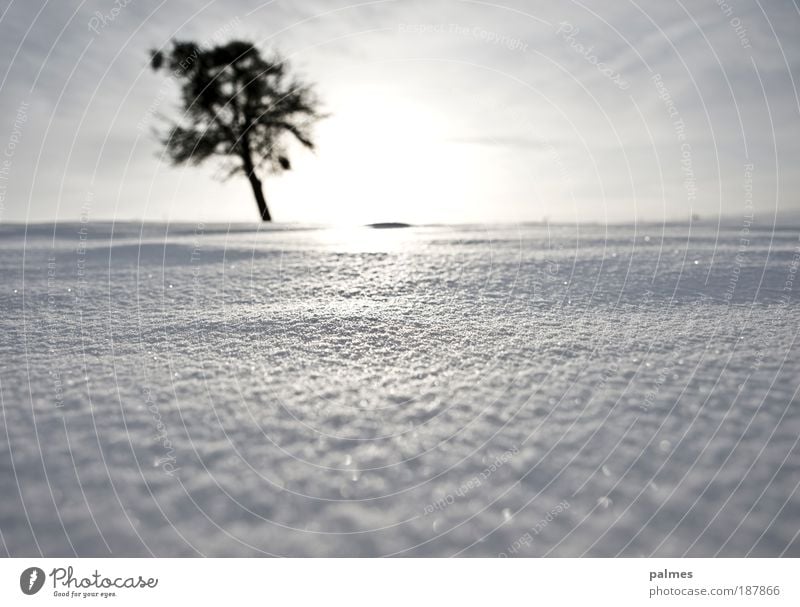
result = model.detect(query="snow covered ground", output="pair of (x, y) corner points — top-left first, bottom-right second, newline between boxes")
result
(0, 220), (798, 556)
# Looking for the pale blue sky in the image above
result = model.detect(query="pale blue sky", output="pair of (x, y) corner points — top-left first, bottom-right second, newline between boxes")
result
(0, 0), (798, 224)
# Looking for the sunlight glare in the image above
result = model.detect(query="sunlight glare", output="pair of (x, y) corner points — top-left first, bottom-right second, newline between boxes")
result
(283, 88), (478, 225)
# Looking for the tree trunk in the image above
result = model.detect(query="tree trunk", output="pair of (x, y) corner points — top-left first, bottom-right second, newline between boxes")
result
(247, 172), (271, 222)
(240, 142), (271, 222)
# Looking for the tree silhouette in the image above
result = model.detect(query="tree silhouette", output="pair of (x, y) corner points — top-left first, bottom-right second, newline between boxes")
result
(150, 40), (324, 221)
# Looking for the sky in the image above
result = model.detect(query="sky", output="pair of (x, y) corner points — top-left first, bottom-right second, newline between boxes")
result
(0, 0), (798, 225)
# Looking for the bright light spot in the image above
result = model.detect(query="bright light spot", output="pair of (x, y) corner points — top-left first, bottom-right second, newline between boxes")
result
(316, 225), (422, 253)
(277, 85), (487, 225)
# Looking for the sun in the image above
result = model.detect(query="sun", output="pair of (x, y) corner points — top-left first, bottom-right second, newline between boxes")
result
(275, 86), (479, 225)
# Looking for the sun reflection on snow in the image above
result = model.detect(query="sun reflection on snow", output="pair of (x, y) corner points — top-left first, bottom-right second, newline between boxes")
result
(314, 225), (421, 253)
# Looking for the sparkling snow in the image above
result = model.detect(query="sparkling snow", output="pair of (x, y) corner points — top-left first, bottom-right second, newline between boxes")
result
(0, 221), (798, 556)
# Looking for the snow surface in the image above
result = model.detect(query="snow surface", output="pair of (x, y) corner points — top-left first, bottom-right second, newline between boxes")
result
(0, 221), (798, 556)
